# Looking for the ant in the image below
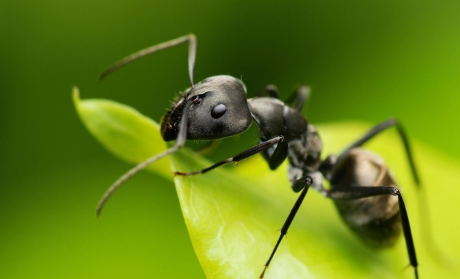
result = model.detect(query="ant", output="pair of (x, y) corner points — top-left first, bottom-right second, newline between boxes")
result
(96, 34), (419, 278)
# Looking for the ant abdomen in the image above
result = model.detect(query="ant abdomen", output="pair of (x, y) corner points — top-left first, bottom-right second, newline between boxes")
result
(331, 148), (402, 248)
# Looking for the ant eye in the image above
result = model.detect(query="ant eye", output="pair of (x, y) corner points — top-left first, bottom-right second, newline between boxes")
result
(211, 104), (227, 119)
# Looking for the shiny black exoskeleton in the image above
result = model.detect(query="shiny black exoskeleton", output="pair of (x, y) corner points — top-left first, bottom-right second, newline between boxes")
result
(97, 34), (420, 278)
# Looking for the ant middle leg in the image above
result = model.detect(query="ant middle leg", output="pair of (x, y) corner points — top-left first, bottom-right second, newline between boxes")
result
(260, 176), (313, 279)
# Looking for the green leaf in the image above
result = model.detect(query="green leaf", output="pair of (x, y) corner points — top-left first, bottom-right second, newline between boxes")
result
(72, 87), (170, 179)
(73, 88), (460, 278)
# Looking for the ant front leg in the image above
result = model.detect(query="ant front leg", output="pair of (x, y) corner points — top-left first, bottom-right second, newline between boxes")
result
(258, 85), (280, 99)
(258, 85), (310, 112)
(174, 135), (284, 176)
(327, 186), (418, 279)
(284, 85), (310, 112)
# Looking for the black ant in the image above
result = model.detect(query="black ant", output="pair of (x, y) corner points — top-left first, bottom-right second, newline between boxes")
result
(96, 34), (419, 278)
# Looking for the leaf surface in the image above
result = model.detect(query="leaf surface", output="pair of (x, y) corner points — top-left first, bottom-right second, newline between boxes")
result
(73, 88), (460, 278)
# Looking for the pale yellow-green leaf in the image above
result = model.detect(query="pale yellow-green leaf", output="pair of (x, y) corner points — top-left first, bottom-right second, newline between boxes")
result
(74, 89), (460, 278)
(72, 87), (170, 178)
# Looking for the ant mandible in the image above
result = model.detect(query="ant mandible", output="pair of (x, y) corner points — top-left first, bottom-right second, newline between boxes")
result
(96, 34), (419, 278)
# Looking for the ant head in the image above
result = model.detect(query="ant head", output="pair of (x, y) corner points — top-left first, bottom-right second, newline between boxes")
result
(161, 75), (252, 141)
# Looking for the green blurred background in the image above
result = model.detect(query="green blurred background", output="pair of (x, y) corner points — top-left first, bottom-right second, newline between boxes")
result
(1, 1), (459, 278)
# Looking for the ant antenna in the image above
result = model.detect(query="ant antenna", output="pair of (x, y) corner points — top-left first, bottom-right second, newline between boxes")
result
(99, 33), (196, 85)
(95, 100), (192, 217)
(96, 34), (197, 217)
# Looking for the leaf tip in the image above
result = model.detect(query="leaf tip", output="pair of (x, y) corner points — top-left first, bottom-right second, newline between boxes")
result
(72, 86), (81, 106)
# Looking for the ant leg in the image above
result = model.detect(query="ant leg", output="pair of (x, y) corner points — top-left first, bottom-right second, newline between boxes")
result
(262, 141), (288, 170)
(258, 85), (280, 98)
(258, 85), (310, 112)
(174, 135), (285, 176)
(99, 34), (197, 85)
(327, 186), (418, 279)
(260, 176), (313, 279)
(96, 101), (193, 217)
(259, 85), (310, 112)
(284, 85), (311, 112)
(337, 118), (420, 185)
